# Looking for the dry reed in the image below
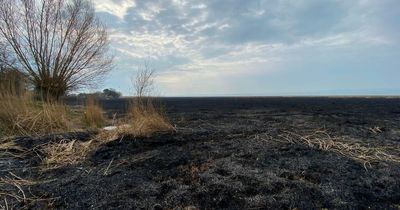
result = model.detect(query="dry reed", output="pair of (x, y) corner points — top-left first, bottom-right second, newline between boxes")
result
(0, 94), (71, 137)
(82, 96), (105, 128)
(121, 98), (174, 137)
(0, 71), (71, 137)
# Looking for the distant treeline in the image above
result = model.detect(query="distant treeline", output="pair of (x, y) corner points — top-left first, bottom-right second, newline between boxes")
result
(67, 88), (122, 100)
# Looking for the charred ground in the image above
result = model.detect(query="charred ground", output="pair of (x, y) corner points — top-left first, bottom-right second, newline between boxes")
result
(1, 97), (400, 209)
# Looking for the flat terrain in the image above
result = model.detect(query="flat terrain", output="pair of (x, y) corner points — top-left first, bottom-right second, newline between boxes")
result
(1, 97), (400, 209)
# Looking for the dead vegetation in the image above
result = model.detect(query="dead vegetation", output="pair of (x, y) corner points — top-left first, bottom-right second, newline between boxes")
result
(0, 73), (71, 137)
(0, 138), (23, 151)
(272, 129), (400, 167)
(82, 96), (105, 128)
(0, 94), (71, 137)
(0, 171), (57, 209)
(1, 64), (174, 169)
(39, 65), (174, 168)
(0, 172), (37, 208)
(122, 100), (174, 137)
(109, 63), (174, 137)
(41, 139), (94, 168)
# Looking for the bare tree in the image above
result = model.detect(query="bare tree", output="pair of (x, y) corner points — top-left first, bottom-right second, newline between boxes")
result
(134, 62), (155, 98)
(0, 40), (15, 71)
(0, 0), (112, 100)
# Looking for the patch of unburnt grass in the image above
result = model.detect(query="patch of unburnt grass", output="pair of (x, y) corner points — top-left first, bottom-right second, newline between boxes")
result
(82, 96), (106, 128)
(117, 98), (174, 137)
(0, 94), (71, 137)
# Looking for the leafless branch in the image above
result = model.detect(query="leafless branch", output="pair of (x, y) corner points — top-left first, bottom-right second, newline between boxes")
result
(0, 0), (113, 100)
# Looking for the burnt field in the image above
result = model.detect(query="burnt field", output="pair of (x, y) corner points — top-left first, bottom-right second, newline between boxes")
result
(1, 97), (400, 209)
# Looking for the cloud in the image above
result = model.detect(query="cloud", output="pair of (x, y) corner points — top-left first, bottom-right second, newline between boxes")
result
(94, 0), (400, 96)
(94, 0), (136, 19)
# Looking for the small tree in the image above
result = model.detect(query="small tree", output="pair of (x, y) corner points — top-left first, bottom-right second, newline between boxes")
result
(134, 62), (155, 99)
(102, 88), (122, 99)
(0, 0), (112, 100)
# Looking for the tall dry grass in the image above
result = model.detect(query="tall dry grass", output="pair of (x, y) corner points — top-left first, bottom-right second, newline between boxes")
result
(0, 94), (71, 137)
(82, 96), (105, 128)
(123, 98), (173, 137)
(118, 64), (173, 137)
(108, 64), (174, 137)
(0, 72), (70, 137)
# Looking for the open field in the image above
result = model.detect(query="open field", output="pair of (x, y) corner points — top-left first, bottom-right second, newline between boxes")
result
(1, 97), (400, 209)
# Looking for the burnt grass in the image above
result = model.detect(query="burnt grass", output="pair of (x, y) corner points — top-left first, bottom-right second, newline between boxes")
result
(1, 97), (400, 209)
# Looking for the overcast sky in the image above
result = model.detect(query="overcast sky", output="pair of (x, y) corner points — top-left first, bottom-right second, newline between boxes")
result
(93, 0), (400, 96)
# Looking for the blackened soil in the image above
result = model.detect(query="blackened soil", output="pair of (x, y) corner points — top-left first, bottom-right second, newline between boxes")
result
(2, 97), (400, 209)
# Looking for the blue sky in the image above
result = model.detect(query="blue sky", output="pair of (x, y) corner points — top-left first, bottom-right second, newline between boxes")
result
(94, 0), (400, 96)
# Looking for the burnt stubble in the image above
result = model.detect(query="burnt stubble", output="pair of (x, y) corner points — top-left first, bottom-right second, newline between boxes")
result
(2, 97), (400, 209)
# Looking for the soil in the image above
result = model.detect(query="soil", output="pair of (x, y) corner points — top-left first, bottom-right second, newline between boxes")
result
(1, 97), (400, 209)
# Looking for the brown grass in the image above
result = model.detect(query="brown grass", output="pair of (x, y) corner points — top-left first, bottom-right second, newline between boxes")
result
(0, 94), (71, 137)
(275, 129), (400, 168)
(120, 98), (174, 137)
(0, 139), (22, 151)
(40, 99), (174, 168)
(41, 139), (94, 168)
(41, 131), (120, 168)
(82, 96), (105, 128)
(0, 72), (72, 137)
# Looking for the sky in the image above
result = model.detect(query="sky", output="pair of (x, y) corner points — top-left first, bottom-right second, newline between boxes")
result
(93, 0), (400, 96)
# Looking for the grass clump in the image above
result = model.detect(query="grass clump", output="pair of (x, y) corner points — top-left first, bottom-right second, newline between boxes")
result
(41, 139), (93, 168)
(0, 94), (71, 137)
(0, 71), (71, 137)
(109, 64), (174, 138)
(82, 96), (105, 128)
(123, 99), (174, 137)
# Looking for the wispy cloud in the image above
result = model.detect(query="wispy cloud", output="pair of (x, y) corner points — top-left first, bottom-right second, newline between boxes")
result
(95, 0), (400, 96)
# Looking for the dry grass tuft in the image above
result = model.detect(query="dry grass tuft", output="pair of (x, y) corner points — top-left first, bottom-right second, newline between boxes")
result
(121, 99), (174, 137)
(82, 96), (105, 128)
(41, 131), (119, 168)
(0, 94), (71, 137)
(113, 63), (174, 138)
(0, 72), (72, 137)
(277, 129), (400, 167)
(41, 100), (174, 168)
(41, 139), (94, 168)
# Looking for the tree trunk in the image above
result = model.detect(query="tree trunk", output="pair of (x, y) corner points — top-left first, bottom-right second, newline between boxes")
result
(35, 82), (67, 102)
